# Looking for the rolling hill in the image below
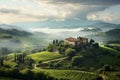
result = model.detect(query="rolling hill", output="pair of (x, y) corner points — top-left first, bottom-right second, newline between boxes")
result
(86, 28), (120, 43)
(0, 27), (50, 50)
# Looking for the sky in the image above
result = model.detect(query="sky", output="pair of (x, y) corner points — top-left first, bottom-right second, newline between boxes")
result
(0, 0), (120, 24)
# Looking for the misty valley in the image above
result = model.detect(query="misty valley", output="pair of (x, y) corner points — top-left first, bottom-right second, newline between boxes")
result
(0, 20), (120, 80)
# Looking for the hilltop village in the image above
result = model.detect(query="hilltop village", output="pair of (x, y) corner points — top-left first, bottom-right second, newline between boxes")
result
(48, 36), (99, 53)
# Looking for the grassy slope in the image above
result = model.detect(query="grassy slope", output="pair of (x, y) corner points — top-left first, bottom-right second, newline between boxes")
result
(101, 46), (120, 54)
(28, 51), (63, 62)
(3, 46), (120, 80)
(28, 46), (120, 68)
(79, 46), (120, 68)
(53, 46), (120, 69)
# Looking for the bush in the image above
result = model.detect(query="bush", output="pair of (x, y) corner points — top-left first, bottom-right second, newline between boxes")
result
(92, 75), (103, 80)
(103, 65), (112, 71)
(21, 68), (34, 80)
(65, 48), (76, 58)
(34, 71), (46, 80)
(71, 56), (82, 66)
(93, 43), (99, 48)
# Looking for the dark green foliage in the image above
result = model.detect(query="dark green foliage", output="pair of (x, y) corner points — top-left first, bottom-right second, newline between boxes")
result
(90, 39), (95, 45)
(48, 44), (56, 52)
(93, 43), (99, 48)
(0, 67), (56, 80)
(0, 68), (20, 79)
(56, 40), (59, 44)
(103, 65), (112, 71)
(24, 57), (34, 67)
(21, 68), (34, 80)
(58, 47), (66, 54)
(92, 76), (103, 80)
(71, 56), (82, 66)
(0, 58), (4, 67)
(65, 48), (76, 58)
(9, 68), (20, 78)
(53, 40), (56, 44)
(14, 53), (34, 68)
(34, 71), (46, 80)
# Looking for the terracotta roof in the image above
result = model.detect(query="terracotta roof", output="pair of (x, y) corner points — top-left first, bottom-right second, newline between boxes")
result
(65, 37), (88, 42)
(65, 37), (76, 42)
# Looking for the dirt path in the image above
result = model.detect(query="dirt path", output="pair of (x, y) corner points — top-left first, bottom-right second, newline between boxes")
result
(34, 57), (68, 69)
(42, 57), (68, 63)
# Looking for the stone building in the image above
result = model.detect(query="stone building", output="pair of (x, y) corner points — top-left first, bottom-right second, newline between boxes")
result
(65, 36), (88, 46)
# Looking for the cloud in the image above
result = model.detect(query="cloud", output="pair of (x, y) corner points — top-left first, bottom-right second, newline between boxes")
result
(29, 28), (83, 33)
(0, 6), (47, 23)
(12, 0), (26, 2)
(0, 0), (119, 24)
(34, 0), (107, 19)
(36, 0), (120, 5)
(87, 5), (120, 24)
(0, 8), (20, 14)
(0, 1), (91, 23)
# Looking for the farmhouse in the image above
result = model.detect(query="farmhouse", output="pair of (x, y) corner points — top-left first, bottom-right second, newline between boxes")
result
(65, 36), (88, 46)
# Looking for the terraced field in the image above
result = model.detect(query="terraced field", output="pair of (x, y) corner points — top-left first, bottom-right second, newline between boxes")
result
(33, 69), (98, 80)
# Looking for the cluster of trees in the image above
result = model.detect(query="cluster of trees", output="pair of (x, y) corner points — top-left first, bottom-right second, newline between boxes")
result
(46, 39), (100, 69)
(48, 40), (74, 54)
(48, 39), (99, 55)
(0, 48), (11, 55)
(0, 53), (34, 69)
(14, 53), (34, 68)
(0, 68), (61, 80)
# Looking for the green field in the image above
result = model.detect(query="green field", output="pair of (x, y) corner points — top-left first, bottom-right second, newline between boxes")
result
(33, 69), (98, 80)
(101, 46), (120, 54)
(28, 51), (63, 62)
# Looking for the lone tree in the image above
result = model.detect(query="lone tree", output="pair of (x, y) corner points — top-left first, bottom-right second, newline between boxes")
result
(53, 40), (55, 44)
(90, 39), (95, 45)
(65, 48), (76, 58)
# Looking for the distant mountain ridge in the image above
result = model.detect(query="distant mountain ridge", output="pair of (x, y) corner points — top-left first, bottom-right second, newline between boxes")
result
(106, 29), (120, 35)
(0, 20), (119, 32)
(11, 20), (120, 29)
(86, 28), (120, 43)
(85, 21), (120, 31)
(0, 24), (18, 29)
(0, 28), (32, 36)
(11, 19), (98, 28)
